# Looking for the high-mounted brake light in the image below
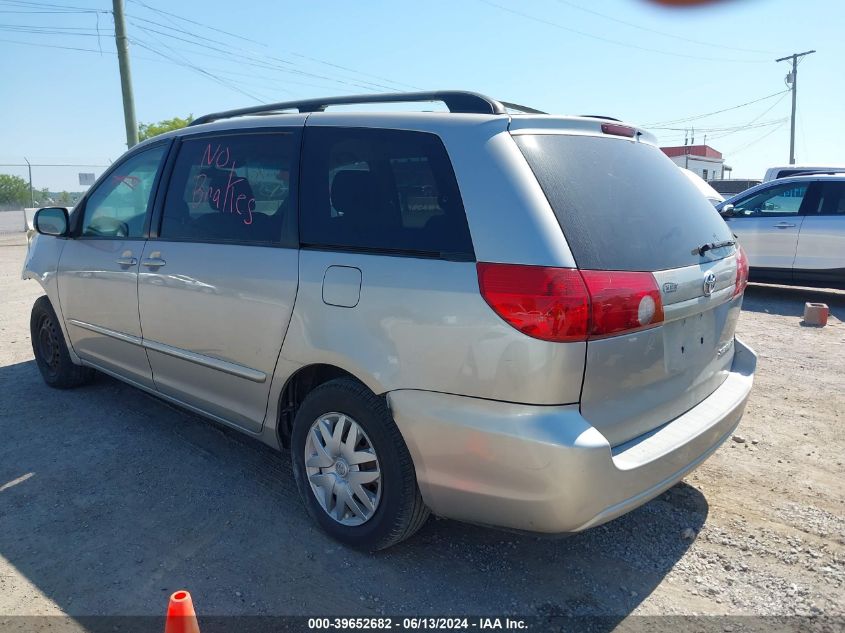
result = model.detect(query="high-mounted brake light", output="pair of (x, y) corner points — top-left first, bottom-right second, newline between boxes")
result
(601, 122), (636, 138)
(734, 245), (749, 297)
(476, 263), (664, 343)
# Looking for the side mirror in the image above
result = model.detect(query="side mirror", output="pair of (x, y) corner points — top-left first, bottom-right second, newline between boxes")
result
(719, 204), (735, 218)
(34, 207), (69, 237)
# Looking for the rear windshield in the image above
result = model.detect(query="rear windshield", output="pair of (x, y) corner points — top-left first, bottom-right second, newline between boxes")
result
(514, 134), (735, 271)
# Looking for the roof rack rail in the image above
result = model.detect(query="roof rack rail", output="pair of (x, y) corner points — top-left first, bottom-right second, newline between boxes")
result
(190, 91), (544, 126)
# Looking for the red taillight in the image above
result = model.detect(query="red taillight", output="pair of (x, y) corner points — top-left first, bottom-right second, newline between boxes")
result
(601, 122), (636, 138)
(580, 270), (664, 338)
(734, 245), (749, 297)
(476, 263), (589, 342)
(476, 263), (664, 342)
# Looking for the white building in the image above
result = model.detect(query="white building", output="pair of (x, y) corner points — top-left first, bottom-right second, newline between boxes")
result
(661, 144), (731, 182)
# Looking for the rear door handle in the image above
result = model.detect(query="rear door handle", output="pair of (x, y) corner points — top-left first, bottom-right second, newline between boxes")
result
(774, 222), (797, 229)
(142, 251), (166, 269)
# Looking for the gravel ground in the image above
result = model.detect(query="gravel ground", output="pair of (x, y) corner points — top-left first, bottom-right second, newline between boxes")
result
(0, 233), (843, 626)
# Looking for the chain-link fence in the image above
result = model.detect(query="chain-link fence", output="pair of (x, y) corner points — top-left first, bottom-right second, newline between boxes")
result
(0, 162), (108, 234)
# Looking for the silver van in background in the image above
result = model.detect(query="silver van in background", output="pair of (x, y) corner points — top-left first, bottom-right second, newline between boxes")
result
(24, 91), (756, 550)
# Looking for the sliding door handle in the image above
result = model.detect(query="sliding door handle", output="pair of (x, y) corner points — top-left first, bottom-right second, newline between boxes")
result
(142, 251), (166, 269)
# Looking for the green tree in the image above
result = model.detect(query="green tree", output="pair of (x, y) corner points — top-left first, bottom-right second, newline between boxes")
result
(138, 115), (194, 141)
(33, 187), (50, 206)
(0, 174), (30, 206)
(58, 191), (72, 205)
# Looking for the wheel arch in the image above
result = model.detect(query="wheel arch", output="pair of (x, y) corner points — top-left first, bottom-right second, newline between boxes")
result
(275, 363), (374, 449)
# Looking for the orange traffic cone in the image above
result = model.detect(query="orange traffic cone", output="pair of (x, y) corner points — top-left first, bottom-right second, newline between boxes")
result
(164, 590), (201, 633)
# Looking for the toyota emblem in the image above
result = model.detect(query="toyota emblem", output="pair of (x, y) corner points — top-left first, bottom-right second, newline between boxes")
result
(703, 271), (717, 297)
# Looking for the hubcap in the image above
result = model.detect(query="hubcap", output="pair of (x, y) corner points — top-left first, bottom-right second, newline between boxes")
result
(304, 412), (381, 526)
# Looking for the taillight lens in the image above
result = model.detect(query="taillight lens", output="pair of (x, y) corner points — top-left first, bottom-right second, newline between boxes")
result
(476, 263), (664, 342)
(476, 263), (589, 342)
(734, 245), (749, 297)
(581, 270), (664, 338)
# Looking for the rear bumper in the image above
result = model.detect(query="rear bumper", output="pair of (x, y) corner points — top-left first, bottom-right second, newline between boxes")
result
(387, 337), (757, 534)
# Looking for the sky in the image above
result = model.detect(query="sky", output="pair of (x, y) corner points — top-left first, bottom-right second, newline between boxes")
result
(1, 0), (842, 192)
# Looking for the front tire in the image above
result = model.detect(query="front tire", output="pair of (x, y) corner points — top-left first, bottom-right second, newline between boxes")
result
(30, 296), (93, 389)
(291, 378), (429, 550)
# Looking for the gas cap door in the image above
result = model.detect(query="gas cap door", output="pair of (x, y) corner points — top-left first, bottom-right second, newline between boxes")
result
(322, 265), (362, 308)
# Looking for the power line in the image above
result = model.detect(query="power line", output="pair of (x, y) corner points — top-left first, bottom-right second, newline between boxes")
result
(726, 118), (789, 155)
(128, 22), (391, 93)
(127, 0), (420, 91)
(0, 0), (106, 12)
(655, 90), (791, 146)
(657, 118), (789, 147)
(643, 90), (789, 127)
(130, 37), (268, 104)
(656, 117), (788, 134)
(551, 0), (775, 55)
(0, 24), (110, 35)
(478, 0), (771, 64)
(0, 9), (105, 13)
(0, 35), (113, 53)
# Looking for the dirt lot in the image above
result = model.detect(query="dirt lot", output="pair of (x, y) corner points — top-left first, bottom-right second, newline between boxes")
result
(0, 233), (843, 626)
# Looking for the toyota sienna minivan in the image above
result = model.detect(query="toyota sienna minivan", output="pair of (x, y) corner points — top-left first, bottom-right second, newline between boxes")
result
(24, 91), (756, 550)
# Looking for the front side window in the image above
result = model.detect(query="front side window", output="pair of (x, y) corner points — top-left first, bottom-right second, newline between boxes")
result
(732, 182), (809, 217)
(160, 132), (297, 245)
(80, 144), (166, 238)
(300, 127), (473, 259)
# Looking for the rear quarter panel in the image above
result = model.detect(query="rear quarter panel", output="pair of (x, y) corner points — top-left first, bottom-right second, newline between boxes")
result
(281, 249), (586, 404)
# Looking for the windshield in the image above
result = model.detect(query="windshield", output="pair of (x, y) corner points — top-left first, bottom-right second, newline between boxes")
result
(514, 134), (735, 271)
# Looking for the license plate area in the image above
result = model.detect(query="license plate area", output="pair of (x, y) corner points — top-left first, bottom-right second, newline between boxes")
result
(663, 310), (716, 373)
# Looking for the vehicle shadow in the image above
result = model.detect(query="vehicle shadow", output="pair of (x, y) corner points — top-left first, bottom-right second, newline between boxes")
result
(741, 283), (845, 321)
(0, 359), (706, 629)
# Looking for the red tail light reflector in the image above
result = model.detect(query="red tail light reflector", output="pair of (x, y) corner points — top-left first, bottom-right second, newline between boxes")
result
(734, 245), (749, 297)
(476, 263), (589, 342)
(601, 122), (636, 138)
(580, 270), (664, 338)
(476, 263), (664, 342)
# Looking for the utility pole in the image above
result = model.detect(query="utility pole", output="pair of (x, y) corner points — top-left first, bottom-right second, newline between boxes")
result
(112, 0), (138, 148)
(23, 157), (34, 207)
(776, 50), (815, 165)
(24, 157), (33, 231)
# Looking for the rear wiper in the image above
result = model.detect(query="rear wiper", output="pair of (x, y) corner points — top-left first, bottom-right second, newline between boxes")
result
(694, 239), (736, 256)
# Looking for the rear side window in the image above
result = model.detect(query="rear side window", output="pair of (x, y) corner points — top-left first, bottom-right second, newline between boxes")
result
(816, 182), (845, 216)
(514, 134), (735, 271)
(300, 127), (473, 259)
(160, 132), (297, 245)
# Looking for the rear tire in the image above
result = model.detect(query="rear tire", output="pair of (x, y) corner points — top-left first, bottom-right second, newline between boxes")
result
(291, 378), (429, 550)
(30, 295), (93, 389)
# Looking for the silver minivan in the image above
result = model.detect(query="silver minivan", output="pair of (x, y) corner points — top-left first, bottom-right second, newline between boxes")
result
(24, 91), (756, 550)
